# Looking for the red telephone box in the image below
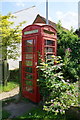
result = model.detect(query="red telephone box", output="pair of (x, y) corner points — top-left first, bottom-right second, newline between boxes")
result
(22, 24), (57, 103)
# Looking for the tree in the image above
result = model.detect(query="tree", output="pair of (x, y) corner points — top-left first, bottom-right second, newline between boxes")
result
(0, 13), (25, 60)
(0, 13), (25, 86)
(57, 21), (80, 81)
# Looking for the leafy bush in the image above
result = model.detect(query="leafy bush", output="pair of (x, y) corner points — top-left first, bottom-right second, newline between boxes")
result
(37, 55), (78, 115)
(63, 49), (79, 82)
(57, 21), (80, 81)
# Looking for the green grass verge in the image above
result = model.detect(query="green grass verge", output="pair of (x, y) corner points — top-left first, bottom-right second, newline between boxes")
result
(18, 107), (66, 120)
(0, 82), (18, 93)
(0, 69), (19, 93)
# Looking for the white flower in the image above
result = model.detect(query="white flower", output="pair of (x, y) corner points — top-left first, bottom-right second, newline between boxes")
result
(61, 79), (65, 83)
(51, 99), (54, 102)
(66, 79), (69, 82)
(29, 113), (31, 115)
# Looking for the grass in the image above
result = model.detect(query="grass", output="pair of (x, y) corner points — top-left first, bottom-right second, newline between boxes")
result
(18, 107), (66, 120)
(0, 82), (18, 93)
(0, 69), (19, 93)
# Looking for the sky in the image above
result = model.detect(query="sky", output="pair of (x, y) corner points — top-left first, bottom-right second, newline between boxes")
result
(1, 0), (80, 30)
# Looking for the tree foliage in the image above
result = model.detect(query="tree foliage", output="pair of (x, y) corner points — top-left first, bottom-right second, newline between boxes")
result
(57, 21), (80, 81)
(0, 13), (25, 60)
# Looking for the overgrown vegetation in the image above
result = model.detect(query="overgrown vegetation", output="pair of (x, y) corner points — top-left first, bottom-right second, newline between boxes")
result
(57, 21), (80, 81)
(37, 56), (78, 116)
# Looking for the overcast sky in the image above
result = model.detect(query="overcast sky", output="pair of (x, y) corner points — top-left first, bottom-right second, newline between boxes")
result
(1, 0), (80, 30)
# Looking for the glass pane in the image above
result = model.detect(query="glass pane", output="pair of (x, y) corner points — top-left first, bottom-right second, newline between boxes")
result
(26, 80), (33, 86)
(26, 40), (33, 45)
(26, 61), (32, 66)
(25, 73), (33, 79)
(26, 67), (32, 73)
(45, 40), (55, 46)
(45, 47), (53, 52)
(26, 86), (33, 93)
(25, 47), (33, 52)
(44, 29), (55, 35)
(47, 54), (53, 59)
(26, 54), (33, 59)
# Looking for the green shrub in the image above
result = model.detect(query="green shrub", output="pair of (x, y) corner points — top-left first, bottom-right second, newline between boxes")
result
(57, 21), (80, 81)
(37, 55), (78, 115)
(62, 49), (79, 81)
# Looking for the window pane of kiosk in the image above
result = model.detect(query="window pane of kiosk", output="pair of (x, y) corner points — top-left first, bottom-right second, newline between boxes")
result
(26, 40), (33, 46)
(45, 40), (55, 46)
(25, 73), (33, 79)
(26, 67), (32, 73)
(45, 47), (53, 52)
(26, 80), (33, 86)
(26, 54), (33, 59)
(47, 54), (53, 59)
(26, 47), (33, 52)
(26, 86), (33, 93)
(26, 61), (32, 66)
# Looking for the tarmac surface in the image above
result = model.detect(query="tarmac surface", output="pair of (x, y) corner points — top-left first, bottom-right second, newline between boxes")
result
(1, 87), (37, 119)
(3, 98), (36, 118)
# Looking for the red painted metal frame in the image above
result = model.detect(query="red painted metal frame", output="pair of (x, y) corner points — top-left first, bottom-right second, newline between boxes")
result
(22, 24), (57, 103)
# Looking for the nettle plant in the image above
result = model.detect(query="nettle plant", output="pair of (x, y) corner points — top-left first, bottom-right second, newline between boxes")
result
(37, 55), (78, 115)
